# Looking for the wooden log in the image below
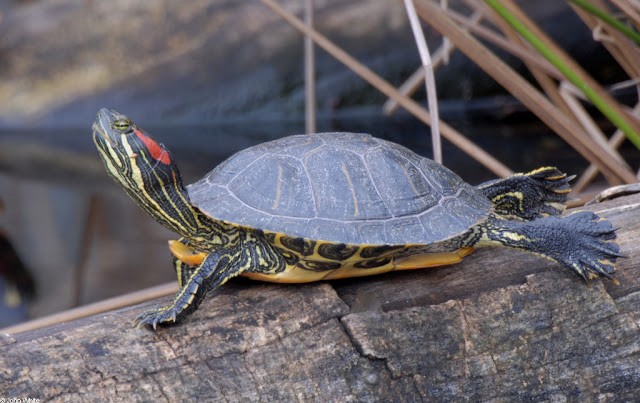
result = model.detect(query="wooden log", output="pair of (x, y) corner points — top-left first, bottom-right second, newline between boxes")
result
(2, 193), (640, 401)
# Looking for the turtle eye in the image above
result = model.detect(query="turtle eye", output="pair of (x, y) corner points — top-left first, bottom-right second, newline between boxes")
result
(112, 118), (132, 133)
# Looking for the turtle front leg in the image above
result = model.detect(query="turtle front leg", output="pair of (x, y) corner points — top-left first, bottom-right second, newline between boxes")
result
(135, 233), (286, 329)
(477, 167), (572, 221)
(135, 244), (246, 329)
(173, 257), (196, 290)
(169, 238), (204, 288)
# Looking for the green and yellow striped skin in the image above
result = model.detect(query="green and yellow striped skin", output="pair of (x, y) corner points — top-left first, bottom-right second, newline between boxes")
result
(92, 109), (622, 329)
(477, 167), (573, 221)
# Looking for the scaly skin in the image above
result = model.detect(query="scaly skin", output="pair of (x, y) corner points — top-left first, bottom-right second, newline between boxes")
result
(477, 167), (573, 221)
(476, 211), (622, 280)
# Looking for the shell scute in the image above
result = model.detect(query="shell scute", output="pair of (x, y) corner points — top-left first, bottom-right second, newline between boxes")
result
(364, 145), (439, 217)
(228, 155), (315, 218)
(188, 132), (491, 245)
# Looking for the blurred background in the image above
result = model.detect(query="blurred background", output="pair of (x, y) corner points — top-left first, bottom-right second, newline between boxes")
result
(0, 0), (637, 327)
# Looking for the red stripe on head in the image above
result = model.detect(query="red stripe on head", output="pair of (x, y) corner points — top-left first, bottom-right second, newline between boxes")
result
(133, 128), (171, 165)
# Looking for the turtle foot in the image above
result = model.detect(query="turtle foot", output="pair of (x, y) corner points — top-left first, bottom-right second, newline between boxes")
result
(479, 167), (572, 221)
(559, 211), (624, 281)
(133, 306), (178, 330)
(518, 167), (573, 218)
(486, 211), (624, 282)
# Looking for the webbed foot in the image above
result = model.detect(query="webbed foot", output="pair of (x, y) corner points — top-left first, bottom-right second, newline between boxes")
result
(484, 211), (624, 282)
(557, 211), (624, 280)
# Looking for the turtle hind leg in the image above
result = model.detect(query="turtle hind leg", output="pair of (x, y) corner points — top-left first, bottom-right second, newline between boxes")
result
(478, 167), (572, 221)
(479, 211), (623, 281)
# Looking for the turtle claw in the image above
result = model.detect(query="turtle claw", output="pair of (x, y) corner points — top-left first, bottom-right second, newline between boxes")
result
(134, 307), (178, 329)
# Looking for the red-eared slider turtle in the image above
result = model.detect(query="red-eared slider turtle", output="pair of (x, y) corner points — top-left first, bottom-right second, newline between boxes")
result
(92, 109), (622, 329)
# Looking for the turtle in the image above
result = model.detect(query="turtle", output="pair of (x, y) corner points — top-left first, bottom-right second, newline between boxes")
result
(92, 108), (622, 329)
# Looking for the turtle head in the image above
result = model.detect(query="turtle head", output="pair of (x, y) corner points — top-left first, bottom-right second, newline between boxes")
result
(92, 108), (201, 238)
(92, 108), (173, 177)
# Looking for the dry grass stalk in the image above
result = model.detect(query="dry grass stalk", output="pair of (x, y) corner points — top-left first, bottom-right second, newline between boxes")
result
(574, 103), (640, 193)
(565, 0), (640, 190)
(403, 0), (443, 162)
(480, 0), (630, 193)
(382, 9), (481, 115)
(478, 0), (577, 123)
(573, 2), (640, 79)
(304, 0), (316, 134)
(1, 282), (178, 335)
(413, 0), (636, 184)
(447, 7), (561, 79)
(610, 0), (640, 27)
(495, 0), (640, 145)
(382, 30), (458, 115)
(559, 82), (628, 164)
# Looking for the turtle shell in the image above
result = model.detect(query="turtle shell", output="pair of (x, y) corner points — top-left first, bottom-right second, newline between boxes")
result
(187, 132), (492, 245)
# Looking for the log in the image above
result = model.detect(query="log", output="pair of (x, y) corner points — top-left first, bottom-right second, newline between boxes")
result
(2, 193), (640, 401)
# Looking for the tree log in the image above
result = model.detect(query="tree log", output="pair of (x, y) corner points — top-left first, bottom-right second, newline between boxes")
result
(2, 193), (640, 401)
